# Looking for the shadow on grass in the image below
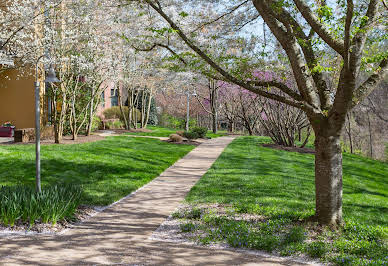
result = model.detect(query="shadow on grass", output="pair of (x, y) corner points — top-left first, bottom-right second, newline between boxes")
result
(186, 136), (388, 227)
(0, 136), (195, 206)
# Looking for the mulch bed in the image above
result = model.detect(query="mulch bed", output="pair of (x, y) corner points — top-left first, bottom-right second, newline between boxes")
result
(1, 134), (107, 146)
(112, 128), (153, 134)
(262, 143), (315, 154)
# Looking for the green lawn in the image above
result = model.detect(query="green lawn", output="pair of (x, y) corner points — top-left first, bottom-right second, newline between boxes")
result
(182, 136), (387, 265)
(125, 125), (227, 138)
(0, 136), (194, 206)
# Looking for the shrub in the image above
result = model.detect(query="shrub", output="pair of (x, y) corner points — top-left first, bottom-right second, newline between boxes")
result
(169, 134), (183, 143)
(103, 106), (123, 120)
(103, 106), (141, 124)
(92, 116), (102, 131)
(105, 120), (124, 129)
(183, 131), (199, 140)
(191, 127), (207, 138)
(0, 184), (82, 227)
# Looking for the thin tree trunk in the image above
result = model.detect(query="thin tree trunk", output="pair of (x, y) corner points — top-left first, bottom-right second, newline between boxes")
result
(314, 130), (343, 226)
(346, 113), (353, 153)
(118, 88), (129, 129)
(86, 94), (94, 136)
(300, 126), (311, 148)
(367, 112), (373, 158)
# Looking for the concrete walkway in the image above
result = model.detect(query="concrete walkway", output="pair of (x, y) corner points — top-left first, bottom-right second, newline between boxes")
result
(0, 136), (307, 265)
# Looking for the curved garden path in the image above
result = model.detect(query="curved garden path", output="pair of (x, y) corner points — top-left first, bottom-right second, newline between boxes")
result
(0, 136), (308, 265)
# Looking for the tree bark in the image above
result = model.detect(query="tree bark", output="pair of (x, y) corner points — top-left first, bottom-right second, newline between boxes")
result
(86, 95), (94, 136)
(367, 112), (373, 158)
(346, 113), (353, 153)
(314, 129), (343, 226)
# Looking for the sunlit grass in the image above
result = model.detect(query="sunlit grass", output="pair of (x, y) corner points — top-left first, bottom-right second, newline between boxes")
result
(125, 125), (227, 138)
(184, 136), (387, 265)
(0, 136), (194, 206)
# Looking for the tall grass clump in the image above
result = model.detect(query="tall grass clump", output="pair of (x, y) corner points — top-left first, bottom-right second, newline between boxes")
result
(0, 184), (82, 227)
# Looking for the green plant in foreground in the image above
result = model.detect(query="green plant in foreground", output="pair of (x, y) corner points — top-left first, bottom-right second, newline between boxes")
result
(180, 222), (197, 232)
(0, 184), (82, 227)
(305, 241), (328, 258)
(283, 226), (306, 245)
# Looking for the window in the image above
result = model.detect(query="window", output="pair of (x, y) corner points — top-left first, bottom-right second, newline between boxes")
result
(111, 89), (118, 106)
(101, 91), (105, 107)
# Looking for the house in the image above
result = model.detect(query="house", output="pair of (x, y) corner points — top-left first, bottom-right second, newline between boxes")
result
(0, 63), (43, 129)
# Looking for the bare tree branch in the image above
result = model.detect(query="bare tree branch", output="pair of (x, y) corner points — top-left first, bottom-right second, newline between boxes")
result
(191, 1), (250, 33)
(144, 0), (318, 114)
(352, 57), (388, 107)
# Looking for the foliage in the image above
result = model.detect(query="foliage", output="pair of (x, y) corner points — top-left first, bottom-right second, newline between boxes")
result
(183, 136), (387, 264)
(305, 241), (328, 258)
(104, 120), (124, 130)
(0, 136), (194, 206)
(191, 127), (208, 138)
(103, 106), (141, 125)
(0, 184), (82, 226)
(158, 113), (196, 130)
(183, 131), (199, 140)
(148, 97), (158, 125)
(91, 116), (102, 131)
(1, 122), (14, 127)
(125, 125), (226, 138)
(180, 222), (197, 232)
(283, 226), (306, 245)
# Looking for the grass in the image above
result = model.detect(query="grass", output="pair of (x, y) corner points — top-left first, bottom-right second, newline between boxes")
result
(125, 125), (227, 138)
(181, 136), (387, 265)
(0, 136), (194, 206)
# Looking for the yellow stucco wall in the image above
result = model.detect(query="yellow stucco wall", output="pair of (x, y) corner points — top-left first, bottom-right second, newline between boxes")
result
(0, 68), (36, 129)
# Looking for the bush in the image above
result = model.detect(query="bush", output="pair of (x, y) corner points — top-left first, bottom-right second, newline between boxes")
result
(92, 116), (102, 131)
(169, 134), (183, 143)
(103, 106), (141, 124)
(183, 131), (199, 140)
(191, 127), (208, 138)
(105, 120), (124, 129)
(0, 184), (82, 227)
(103, 106), (123, 120)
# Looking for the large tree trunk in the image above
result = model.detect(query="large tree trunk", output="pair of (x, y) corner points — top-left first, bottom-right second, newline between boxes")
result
(314, 129), (343, 226)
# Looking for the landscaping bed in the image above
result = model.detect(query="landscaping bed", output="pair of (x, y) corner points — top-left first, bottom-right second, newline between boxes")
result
(166, 136), (387, 265)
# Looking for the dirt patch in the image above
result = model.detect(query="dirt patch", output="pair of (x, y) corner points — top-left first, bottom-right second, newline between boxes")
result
(0, 205), (99, 236)
(262, 143), (315, 154)
(163, 139), (202, 146)
(3, 134), (107, 146)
